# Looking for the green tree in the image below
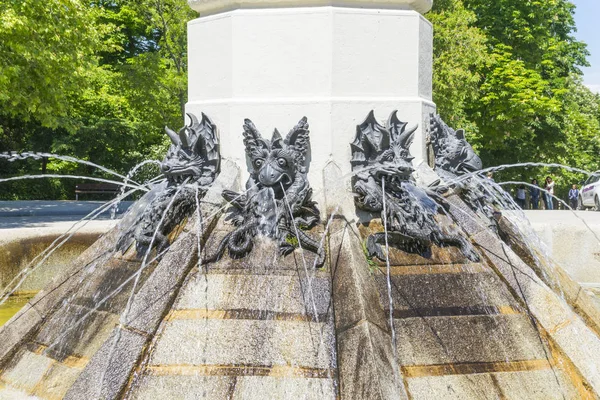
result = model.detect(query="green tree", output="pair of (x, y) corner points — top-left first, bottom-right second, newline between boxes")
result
(429, 0), (599, 194)
(0, 0), (103, 128)
(0, 0), (197, 200)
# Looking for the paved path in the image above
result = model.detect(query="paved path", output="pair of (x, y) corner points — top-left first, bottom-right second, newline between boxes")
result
(0, 201), (131, 241)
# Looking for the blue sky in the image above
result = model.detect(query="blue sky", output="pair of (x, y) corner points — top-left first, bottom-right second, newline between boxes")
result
(572, 0), (600, 93)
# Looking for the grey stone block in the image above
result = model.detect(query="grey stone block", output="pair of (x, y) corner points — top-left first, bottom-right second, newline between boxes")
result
(0, 304), (42, 362)
(373, 271), (519, 312)
(130, 375), (235, 399)
(491, 369), (579, 400)
(552, 319), (600, 394)
(394, 314), (547, 366)
(31, 362), (82, 399)
(125, 232), (198, 334)
(445, 194), (490, 237)
(337, 321), (407, 400)
(2, 350), (54, 393)
(175, 271), (331, 317)
(406, 373), (499, 399)
(329, 220), (388, 332)
(233, 376), (336, 399)
(64, 327), (147, 400)
(150, 319), (335, 370)
(35, 304), (119, 361)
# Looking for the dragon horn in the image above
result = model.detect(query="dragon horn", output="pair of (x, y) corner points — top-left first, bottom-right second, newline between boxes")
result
(186, 112), (200, 128)
(179, 127), (190, 148)
(165, 126), (181, 145)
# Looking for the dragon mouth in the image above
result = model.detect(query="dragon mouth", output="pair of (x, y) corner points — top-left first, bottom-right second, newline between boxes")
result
(459, 154), (483, 173)
(374, 164), (414, 182)
(164, 166), (202, 185)
(259, 172), (292, 188)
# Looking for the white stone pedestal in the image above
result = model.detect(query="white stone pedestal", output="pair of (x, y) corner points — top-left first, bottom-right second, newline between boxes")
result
(186, 1), (434, 203)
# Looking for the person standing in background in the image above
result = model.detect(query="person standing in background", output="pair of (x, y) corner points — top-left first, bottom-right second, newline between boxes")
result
(530, 179), (540, 209)
(568, 184), (579, 210)
(545, 176), (555, 210)
(516, 185), (526, 209)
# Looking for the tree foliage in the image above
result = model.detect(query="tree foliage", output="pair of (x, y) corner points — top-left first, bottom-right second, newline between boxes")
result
(429, 0), (600, 198)
(0, 0), (197, 199)
(1, 0), (599, 202)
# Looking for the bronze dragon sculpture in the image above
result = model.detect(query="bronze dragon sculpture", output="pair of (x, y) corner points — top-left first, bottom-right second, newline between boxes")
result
(429, 114), (504, 229)
(204, 117), (325, 267)
(118, 113), (220, 254)
(351, 110), (479, 262)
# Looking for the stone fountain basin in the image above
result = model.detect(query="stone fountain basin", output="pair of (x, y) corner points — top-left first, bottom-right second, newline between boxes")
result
(0, 220), (118, 293)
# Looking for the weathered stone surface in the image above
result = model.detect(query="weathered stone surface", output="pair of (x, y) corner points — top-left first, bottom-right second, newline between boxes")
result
(150, 318), (335, 369)
(64, 327), (147, 400)
(0, 387), (40, 399)
(406, 373), (498, 399)
(374, 271), (519, 312)
(491, 369), (580, 400)
(329, 220), (388, 332)
(61, 163), (242, 398)
(472, 229), (600, 394)
(125, 232), (199, 334)
(131, 375), (235, 399)
(406, 369), (579, 399)
(35, 305), (119, 361)
(2, 350), (54, 393)
(394, 314), (546, 366)
(445, 194), (490, 237)
(31, 363), (82, 399)
(0, 304), (42, 362)
(552, 319), (600, 394)
(574, 289), (600, 335)
(337, 321), (405, 400)
(175, 271), (331, 316)
(328, 218), (408, 400)
(233, 376), (336, 399)
(358, 219), (472, 266)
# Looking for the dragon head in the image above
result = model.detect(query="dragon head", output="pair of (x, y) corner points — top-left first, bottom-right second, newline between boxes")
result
(351, 110), (417, 185)
(242, 117), (310, 197)
(429, 114), (482, 176)
(162, 113), (220, 186)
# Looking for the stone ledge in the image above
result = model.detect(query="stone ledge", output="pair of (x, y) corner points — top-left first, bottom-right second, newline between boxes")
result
(188, 0), (433, 17)
(394, 314), (547, 366)
(173, 272), (331, 316)
(149, 318), (335, 369)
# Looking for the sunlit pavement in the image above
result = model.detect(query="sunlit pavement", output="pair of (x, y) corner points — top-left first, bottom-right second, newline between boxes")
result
(0, 200), (132, 240)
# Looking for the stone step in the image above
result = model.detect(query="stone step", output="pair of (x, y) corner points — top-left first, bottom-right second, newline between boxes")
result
(405, 368), (580, 399)
(394, 314), (547, 366)
(131, 375), (336, 400)
(149, 319), (335, 370)
(174, 271), (331, 318)
(34, 304), (118, 362)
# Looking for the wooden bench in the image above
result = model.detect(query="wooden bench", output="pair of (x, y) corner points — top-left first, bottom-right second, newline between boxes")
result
(75, 183), (120, 200)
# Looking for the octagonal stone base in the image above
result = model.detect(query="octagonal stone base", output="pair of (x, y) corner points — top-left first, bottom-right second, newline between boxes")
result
(186, 6), (434, 203)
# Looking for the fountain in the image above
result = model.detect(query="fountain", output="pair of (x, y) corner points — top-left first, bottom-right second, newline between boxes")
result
(1, 0), (600, 399)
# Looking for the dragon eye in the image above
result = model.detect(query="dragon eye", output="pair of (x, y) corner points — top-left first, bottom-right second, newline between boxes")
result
(253, 158), (264, 168)
(277, 158), (287, 167)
